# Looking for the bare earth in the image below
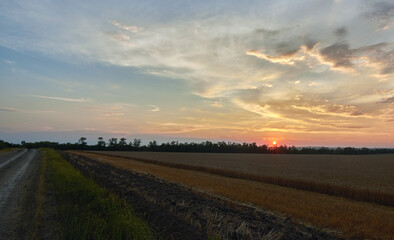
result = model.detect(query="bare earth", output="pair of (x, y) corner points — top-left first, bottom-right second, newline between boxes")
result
(93, 151), (394, 193)
(0, 149), (42, 240)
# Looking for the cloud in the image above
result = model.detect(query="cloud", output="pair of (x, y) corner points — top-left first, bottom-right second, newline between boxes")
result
(247, 40), (393, 76)
(364, 1), (394, 31)
(110, 33), (131, 43)
(3, 59), (15, 64)
(357, 43), (394, 75)
(318, 42), (394, 75)
(253, 28), (281, 36)
(334, 27), (347, 37)
(111, 20), (143, 33)
(31, 95), (89, 102)
(0, 106), (55, 114)
(319, 43), (354, 68)
(85, 103), (136, 117)
(146, 122), (213, 134)
(147, 105), (160, 112)
(292, 103), (365, 117)
(247, 42), (321, 67)
(379, 96), (394, 103)
(2, 0), (394, 141)
(0, 107), (18, 112)
(233, 89), (374, 134)
(203, 100), (223, 108)
(246, 49), (306, 65)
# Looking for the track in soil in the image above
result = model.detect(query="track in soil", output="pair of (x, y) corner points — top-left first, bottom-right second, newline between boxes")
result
(0, 149), (42, 240)
(61, 151), (341, 240)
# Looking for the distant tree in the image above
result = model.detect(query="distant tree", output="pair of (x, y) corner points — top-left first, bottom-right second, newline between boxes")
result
(0, 140), (7, 150)
(119, 138), (127, 146)
(97, 137), (106, 147)
(148, 140), (157, 151)
(108, 138), (118, 147)
(132, 138), (141, 148)
(78, 137), (87, 146)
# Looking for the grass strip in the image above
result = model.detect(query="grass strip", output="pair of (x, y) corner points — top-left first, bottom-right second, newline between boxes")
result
(44, 149), (155, 240)
(0, 148), (18, 153)
(85, 151), (394, 207)
(31, 150), (46, 240)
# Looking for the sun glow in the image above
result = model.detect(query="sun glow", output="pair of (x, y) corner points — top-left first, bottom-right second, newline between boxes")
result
(273, 141), (277, 145)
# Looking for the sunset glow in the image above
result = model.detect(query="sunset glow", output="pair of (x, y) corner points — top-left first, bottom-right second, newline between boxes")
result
(0, 0), (393, 147)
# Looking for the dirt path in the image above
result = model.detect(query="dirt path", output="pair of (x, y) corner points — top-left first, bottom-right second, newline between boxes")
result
(0, 149), (42, 240)
(62, 151), (341, 240)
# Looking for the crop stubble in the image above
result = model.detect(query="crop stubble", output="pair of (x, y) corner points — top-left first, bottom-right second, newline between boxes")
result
(70, 151), (394, 239)
(91, 151), (394, 193)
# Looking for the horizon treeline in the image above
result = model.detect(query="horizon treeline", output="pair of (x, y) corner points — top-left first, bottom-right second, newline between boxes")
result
(2, 138), (394, 155)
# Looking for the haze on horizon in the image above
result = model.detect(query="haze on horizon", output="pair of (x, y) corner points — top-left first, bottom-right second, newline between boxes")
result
(0, 0), (393, 147)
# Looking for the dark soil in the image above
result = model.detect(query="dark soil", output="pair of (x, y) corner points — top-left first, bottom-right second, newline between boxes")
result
(61, 151), (342, 240)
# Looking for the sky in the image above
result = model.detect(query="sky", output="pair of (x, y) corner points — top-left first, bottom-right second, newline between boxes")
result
(0, 0), (393, 147)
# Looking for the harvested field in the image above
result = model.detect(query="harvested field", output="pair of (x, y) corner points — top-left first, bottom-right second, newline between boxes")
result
(70, 150), (394, 239)
(90, 151), (394, 193)
(62, 151), (341, 240)
(84, 151), (394, 206)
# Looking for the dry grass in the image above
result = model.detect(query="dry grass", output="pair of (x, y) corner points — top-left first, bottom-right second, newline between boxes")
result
(87, 151), (394, 206)
(92, 151), (394, 193)
(71, 151), (394, 239)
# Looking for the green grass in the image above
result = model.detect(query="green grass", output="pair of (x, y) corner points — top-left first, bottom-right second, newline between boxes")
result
(0, 148), (18, 153)
(44, 149), (155, 240)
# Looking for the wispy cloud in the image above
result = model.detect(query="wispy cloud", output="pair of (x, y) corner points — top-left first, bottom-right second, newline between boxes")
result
(379, 96), (394, 103)
(246, 48), (307, 65)
(111, 20), (143, 33)
(0, 107), (18, 112)
(147, 105), (160, 112)
(364, 1), (394, 31)
(247, 41), (393, 76)
(3, 59), (15, 64)
(0, 106), (55, 113)
(31, 95), (90, 102)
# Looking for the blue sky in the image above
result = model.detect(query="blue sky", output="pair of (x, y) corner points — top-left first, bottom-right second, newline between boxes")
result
(0, 0), (393, 147)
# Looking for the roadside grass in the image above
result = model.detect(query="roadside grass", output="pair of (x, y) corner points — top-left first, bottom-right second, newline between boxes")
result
(31, 149), (47, 240)
(74, 151), (394, 239)
(0, 148), (18, 153)
(44, 149), (155, 240)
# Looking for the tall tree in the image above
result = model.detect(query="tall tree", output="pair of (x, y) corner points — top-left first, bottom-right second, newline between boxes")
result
(119, 138), (127, 146)
(108, 138), (117, 147)
(148, 140), (157, 151)
(78, 137), (87, 145)
(97, 137), (106, 147)
(132, 138), (141, 148)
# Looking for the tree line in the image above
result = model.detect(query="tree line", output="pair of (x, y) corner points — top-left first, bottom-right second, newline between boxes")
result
(0, 140), (10, 150)
(1, 137), (392, 155)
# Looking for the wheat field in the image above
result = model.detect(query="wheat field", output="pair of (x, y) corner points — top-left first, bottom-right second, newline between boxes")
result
(70, 151), (394, 239)
(91, 151), (394, 193)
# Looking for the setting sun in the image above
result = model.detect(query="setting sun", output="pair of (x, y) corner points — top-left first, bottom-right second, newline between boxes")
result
(273, 141), (277, 145)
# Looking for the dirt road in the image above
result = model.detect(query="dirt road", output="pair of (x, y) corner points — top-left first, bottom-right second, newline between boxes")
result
(0, 149), (42, 240)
